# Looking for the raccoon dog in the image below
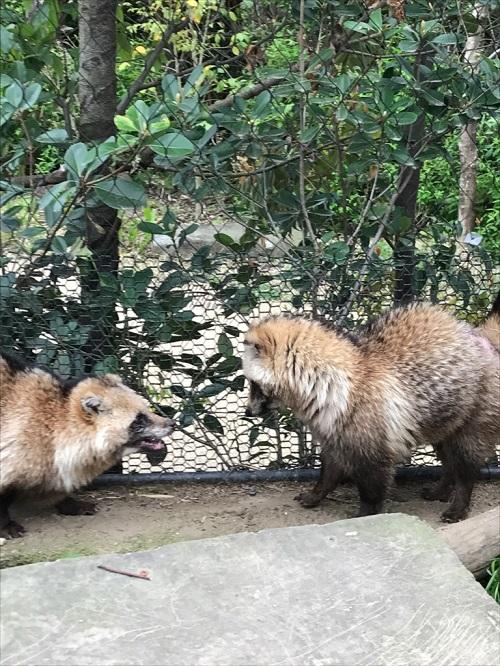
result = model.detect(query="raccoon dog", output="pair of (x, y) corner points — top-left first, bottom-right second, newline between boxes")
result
(242, 296), (499, 523)
(0, 351), (175, 538)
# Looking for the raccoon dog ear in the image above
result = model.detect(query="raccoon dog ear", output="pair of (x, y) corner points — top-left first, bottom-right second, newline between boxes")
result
(101, 374), (123, 387)
(81, 395), (103, 414)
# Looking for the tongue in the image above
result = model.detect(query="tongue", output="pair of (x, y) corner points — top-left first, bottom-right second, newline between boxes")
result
(139, 438), (165, 452)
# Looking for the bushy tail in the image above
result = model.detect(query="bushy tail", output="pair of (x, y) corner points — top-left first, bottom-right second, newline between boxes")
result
(478, 291), (500, 351)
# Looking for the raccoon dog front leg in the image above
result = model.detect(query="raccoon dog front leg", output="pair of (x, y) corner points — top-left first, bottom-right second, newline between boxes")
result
(0, 488), (25, 539)
(295, 451), (343, 508)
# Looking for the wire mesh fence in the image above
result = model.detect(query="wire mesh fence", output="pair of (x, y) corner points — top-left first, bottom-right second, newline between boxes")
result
(1, 0), (499, 478)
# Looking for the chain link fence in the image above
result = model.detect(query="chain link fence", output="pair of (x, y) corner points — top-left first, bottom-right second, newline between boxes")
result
(1, 0), (499, 479)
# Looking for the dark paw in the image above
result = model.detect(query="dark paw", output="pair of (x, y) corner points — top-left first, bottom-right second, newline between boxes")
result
(356, 502), (383, 518)
(0, 520), (26, 539)
(56, 498), (97, 516)
(440, 508), (467, 523)
(294, 492), (321, 508)
(421, 486), (451, 502)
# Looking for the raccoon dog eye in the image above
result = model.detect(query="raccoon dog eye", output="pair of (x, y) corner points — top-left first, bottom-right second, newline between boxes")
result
(81, 395), (103, 414)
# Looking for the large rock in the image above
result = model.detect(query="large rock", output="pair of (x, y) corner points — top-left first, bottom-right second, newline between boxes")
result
(1, 514), (498, 666)
(151, 220), (298, 258)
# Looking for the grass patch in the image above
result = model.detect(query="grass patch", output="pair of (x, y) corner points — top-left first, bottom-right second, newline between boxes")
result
(0, 545), (98, 569)
(0, 532), (181, 570)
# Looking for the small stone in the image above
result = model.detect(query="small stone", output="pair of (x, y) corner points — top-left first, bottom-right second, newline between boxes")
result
(248, 487), (257, 496)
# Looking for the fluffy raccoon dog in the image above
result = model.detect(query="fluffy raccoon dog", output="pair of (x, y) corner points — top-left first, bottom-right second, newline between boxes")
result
(242, 295), (500, 523)
(0, 352), (175, 538)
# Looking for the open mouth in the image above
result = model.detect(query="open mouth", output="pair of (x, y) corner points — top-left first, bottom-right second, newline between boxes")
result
(137, 437), (166, 453)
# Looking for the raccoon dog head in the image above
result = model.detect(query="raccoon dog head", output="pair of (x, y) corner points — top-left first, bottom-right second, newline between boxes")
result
(242, 326), (279, 417)
(68, 374), (175, 461)
(244, 379), (278, 417)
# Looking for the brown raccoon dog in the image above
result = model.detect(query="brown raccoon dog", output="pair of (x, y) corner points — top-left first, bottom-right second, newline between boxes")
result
(0, 352), (175, 538)
(242, 295), (500, 523)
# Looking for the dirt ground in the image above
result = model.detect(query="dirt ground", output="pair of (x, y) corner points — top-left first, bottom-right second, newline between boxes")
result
(1, 479), (498, 569)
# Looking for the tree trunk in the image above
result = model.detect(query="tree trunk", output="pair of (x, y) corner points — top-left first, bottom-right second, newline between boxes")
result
(392, 139), (422, 306)
(78, 0), (120, 373)
(392, 71), (427, 305)
(78, 0), (117, 142)
(458, 120), (478, 241)
(438, 506), (500, 579)
(457, 3), (488, 243)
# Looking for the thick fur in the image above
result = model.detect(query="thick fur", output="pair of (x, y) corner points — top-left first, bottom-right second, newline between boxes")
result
(0, 352), (174, 538)
(478, 291), (500, 351)
(242, 297), (500, 523)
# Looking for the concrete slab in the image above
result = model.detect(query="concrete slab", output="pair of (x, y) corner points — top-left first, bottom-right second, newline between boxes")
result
(1, 514), (498, 666)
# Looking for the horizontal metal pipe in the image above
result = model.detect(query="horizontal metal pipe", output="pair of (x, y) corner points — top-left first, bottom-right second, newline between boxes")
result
(91, 465), (500, 488)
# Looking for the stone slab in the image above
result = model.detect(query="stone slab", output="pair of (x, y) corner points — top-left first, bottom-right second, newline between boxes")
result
(1, 514), (498, 666)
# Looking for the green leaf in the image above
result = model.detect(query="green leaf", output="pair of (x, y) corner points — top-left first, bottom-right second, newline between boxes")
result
(51, 236), (67, 254)
(335, 104), (348, 121)
(149, 118), (171, 134)
(212, 357), (241, 375)
(161, 74), (180, 101)
(392, 147), (417, 166)
(432, 33), (457, 46)
(224, 325), (240, 337)
(138, 221), (166, 234)
(394, 111), (419, 125)
(344, 20), (371, 34)
(0, 181), (24, 207)
(333, 74), (354, 94)
(0, 82), (23, 125)
(19, 82), (41, 110)
(369, 8), (383, 31)
(184, 64), (204, 95)
(21, 226), (45, 238)
(420, 89), (445, 106)
(197, 125), (217, 149)
(114, 115), (138, 133)
(389, 214), (412, 235)
(252, 91), (271, 118)
(217, 332), (233, 358)
(198, 383), (226, 398)
(149, 132), (196, 160)
(203, 414), (224, 435)
(299, 125), (319, 143)
(0, 26), (14, 54)
(398, 39), (419, 52)
(93, 177), (146, 209)
(0, 213), (20, 232)
(36, 128), (69, 144)
(128, 100), (150, 131)
(39, 181), (76, 227)
(64, 142), (91, 178)
(325, 241), (350, 263)
(307, 47), (334, 70)
(214, 233), (237, 248)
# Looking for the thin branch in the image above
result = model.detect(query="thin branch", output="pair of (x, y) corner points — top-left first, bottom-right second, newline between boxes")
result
(338, 168), (416, 321)
(208, 74), (289, 112)
(19, 115), (35, 187)
(116, 19), (189, 115)
(297, 0), (318, 252)
(131, 20), (289, 95)
(55, 96), (75, 140)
